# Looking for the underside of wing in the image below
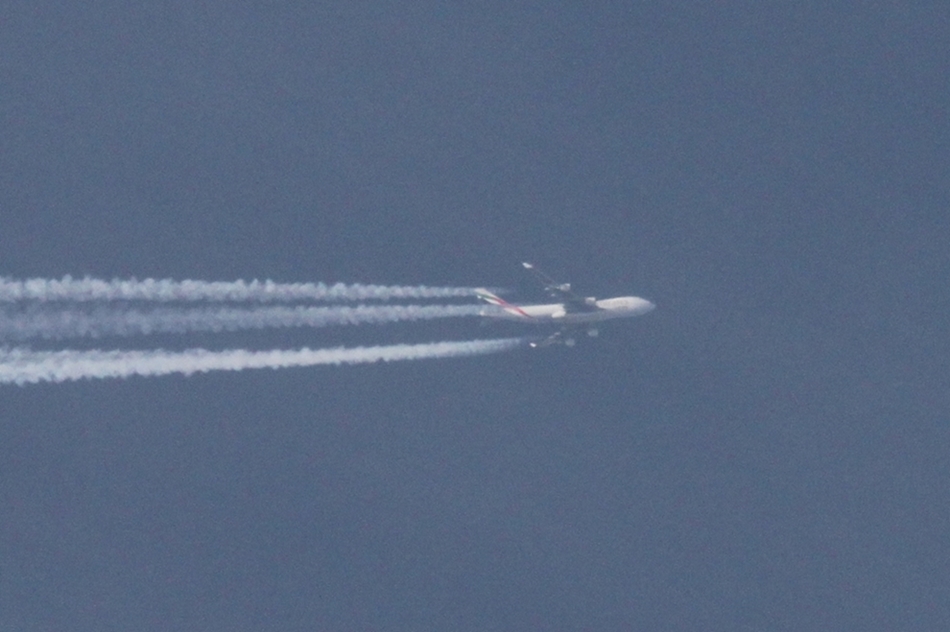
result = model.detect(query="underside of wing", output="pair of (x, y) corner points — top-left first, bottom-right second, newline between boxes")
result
(529, 330), (568, 348)
(522, 262), (602, 313)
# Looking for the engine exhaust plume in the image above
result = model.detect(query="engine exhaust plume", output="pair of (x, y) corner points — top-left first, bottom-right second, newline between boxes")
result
(0, 338), (528, 385)
(0, 304), (487, 341)
(0, 276), (480, 303)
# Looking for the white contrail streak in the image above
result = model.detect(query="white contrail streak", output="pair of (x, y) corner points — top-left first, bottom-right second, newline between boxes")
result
(0, 276), (479, 303)
(0, 338), (527, 385)
(0, 304), (487, 341)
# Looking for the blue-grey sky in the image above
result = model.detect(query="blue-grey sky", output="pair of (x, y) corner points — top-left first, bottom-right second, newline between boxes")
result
(2, 2), (949, 630)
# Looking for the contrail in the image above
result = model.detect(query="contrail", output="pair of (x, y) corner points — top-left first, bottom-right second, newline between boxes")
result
(0, 338), (528, 385)
(0, 304), (488, 341)
(0, 276), (480, 303)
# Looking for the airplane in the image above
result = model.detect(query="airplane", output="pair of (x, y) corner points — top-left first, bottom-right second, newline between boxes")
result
(476, 262), (655, 347)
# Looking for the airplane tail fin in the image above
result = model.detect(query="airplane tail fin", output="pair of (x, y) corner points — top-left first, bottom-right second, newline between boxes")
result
(474, 288), (507, 307)
(475, 288), (532, 319)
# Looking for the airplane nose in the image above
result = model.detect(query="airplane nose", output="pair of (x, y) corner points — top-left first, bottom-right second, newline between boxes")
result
(639, 299), (656, 313)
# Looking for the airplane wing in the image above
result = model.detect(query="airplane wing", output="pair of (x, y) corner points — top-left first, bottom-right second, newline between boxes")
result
(529, 327), (599, 348)
(529, 330), (570, 348)
(521, 262), (600, 313)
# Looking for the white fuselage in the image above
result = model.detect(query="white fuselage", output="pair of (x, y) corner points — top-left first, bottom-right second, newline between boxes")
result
(482, 296), (655, 324)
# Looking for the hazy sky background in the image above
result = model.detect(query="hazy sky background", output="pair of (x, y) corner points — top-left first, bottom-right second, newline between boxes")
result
(2, 2), (948, 630)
